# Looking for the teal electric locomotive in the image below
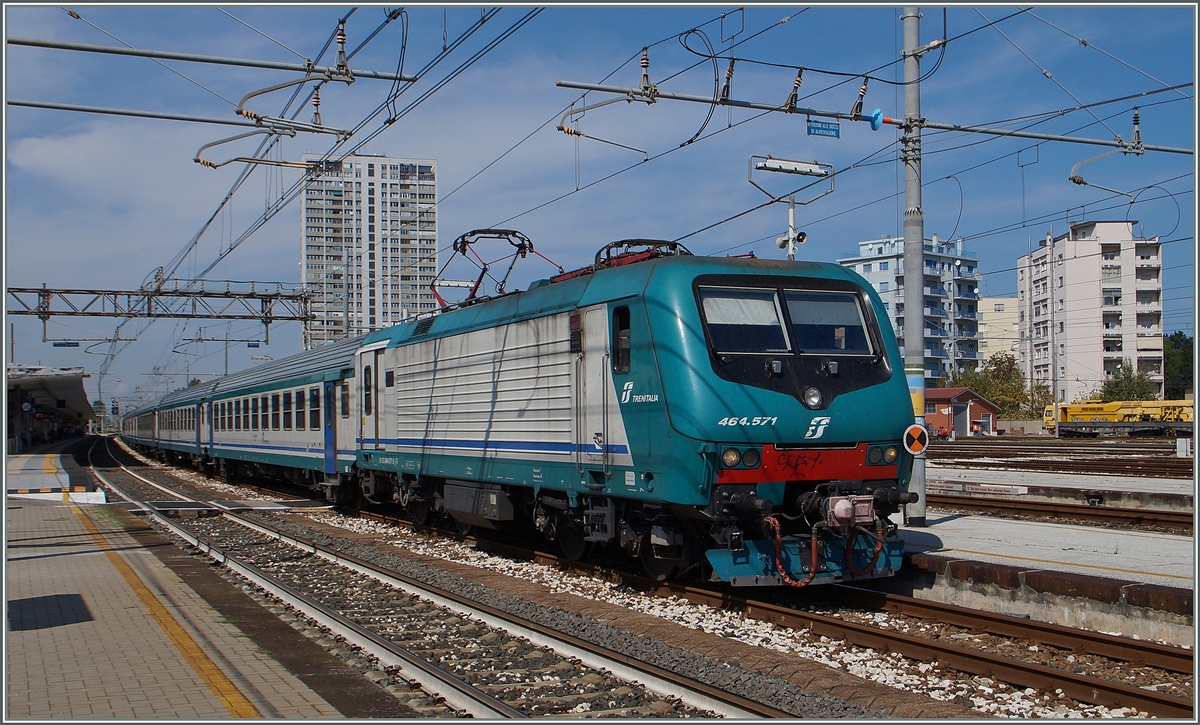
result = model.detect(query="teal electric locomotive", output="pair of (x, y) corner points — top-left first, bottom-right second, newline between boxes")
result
(123, 236), (917, 587)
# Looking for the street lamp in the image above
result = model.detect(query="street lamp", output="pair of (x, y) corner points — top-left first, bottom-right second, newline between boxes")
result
(748, 155), (834, 261)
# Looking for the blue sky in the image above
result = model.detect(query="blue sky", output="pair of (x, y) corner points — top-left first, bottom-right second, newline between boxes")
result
(4, 5), (1195, 405)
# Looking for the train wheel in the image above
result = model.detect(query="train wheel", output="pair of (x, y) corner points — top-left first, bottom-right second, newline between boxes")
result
(407, 500), (432, 527)
(640, 546), (678, 581)
(558, 526), (593, 562)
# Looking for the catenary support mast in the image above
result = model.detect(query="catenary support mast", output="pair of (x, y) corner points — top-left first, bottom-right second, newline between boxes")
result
(902, 7), (928, 527)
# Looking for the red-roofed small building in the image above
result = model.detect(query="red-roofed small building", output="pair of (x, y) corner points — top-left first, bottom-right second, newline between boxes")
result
(925, 387), (1001, 438)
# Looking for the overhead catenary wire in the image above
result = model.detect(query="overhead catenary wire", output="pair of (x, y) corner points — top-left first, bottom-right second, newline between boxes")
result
(61, 7), (238, 106)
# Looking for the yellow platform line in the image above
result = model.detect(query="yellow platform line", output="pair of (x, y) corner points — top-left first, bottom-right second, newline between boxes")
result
(915, 545), (1193, 581)
(67, 502), (261, 717)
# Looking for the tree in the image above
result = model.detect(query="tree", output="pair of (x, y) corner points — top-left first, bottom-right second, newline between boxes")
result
(1163, 331), (1193, 400)
(939, 352), (1030, 418)
(1097, 358), (1158, 402)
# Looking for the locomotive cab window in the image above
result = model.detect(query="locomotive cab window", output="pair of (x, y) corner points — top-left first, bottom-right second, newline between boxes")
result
(613, 306), (631, 374)
(698, 287), (791, 354)
(783, 290), (875, 355)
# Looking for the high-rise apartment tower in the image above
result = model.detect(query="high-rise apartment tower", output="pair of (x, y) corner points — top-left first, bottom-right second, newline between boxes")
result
(301, 153), (438, 347)
(838, 235), (982, 383)
(1017, 220), (1164, 403)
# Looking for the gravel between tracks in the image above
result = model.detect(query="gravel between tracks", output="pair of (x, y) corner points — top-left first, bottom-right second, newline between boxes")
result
(274, 511), (1158, 719)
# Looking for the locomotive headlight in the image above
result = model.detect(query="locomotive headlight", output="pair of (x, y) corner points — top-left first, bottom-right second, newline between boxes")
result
(867, 446), (883, 464)
(741, 448), (761, 467)
(721, 448), (742, 467)
(802, 386), (823, 409)
(883, 446), (899, 464)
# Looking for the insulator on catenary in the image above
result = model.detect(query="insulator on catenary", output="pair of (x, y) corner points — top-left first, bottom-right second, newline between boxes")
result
(785, 69), (803, 110)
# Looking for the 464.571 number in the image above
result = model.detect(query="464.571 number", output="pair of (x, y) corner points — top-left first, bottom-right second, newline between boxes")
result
(717, 416), (777, 426)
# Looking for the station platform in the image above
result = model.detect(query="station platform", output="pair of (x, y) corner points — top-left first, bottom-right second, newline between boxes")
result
(5, 440), (105, 503)
(5, 495), (413, 719)
(896, 509), (1193, 591)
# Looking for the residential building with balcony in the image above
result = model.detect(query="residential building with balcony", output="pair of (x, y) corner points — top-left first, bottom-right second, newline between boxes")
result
(977, 297), (1020, 363)
(301, 153), (438, 347)
(1017, 220), (1163, 403)
(838, 234), (981, 383)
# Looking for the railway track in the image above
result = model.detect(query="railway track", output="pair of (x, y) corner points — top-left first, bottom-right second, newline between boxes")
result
(97, 439), (1194, 718)
(925, 493), (1194, 532)
(84, 439), (790, 718)
(359, 511), (1195, 718)
(927, 440), (1193, 479)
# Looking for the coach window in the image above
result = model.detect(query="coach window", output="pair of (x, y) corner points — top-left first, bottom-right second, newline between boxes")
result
(341, 383), (350, 418)
(260, 396), (269, 430)
(309, 388), (321, 430)
(364, 366), (373, 416)
(271, 394), (281, 430)
(282, 392), (292, 430)
(613, 306), (631, 374)
(235, 400), (242, 431)
(295, 390), (306, 430)
(385, 370), (394, 387)
(251, 398), (259, 430)
(243, 398), (250, 430)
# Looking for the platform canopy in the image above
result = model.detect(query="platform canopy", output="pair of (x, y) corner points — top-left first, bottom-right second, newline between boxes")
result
(6, 364), (95, 425)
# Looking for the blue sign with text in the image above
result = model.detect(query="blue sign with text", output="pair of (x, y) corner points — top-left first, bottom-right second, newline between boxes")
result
(807, 119), (840, 138)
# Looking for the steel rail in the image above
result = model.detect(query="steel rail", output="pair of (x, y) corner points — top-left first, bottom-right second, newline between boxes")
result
(824, 586), (1193, 674)
(164, 519), (527, 718)
(228, 514), (792, 719)
(99, 450), (1192, 718)
(85, 444), (524, 718)
(444, 524), (1194, 718)
(925, 493), (1193, 531)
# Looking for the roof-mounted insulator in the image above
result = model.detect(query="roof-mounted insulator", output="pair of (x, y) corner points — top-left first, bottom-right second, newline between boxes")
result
(720, 59), (735, 102)
(851, 78), (869, 118)
(312, 86), (322, 126)
(785, 69), (803, 112)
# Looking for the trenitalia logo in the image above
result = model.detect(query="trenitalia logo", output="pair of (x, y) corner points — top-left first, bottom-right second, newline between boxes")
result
(620, 382), (634, 403)
(804, 416), (832, 439)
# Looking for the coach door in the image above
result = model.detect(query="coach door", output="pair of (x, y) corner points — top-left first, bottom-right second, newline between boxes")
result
(358, 343), (386, 450)
(575, 308), (611, 472)
(323, 381), (337, 474)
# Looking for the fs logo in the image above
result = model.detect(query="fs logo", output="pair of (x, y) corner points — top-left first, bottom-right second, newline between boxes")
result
(620, 382), (634, 403)
(804, 416), (832, 439)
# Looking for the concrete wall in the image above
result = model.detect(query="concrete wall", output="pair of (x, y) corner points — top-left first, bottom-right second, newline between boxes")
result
(996, 419), (1046, 435)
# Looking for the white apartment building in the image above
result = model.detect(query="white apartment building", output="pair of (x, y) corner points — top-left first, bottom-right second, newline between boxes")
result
(977, 297), (1020, 363)
(301, 153), (438, 347)
(1017, 220), (1163, 403)
(838, 235), (981, 383)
